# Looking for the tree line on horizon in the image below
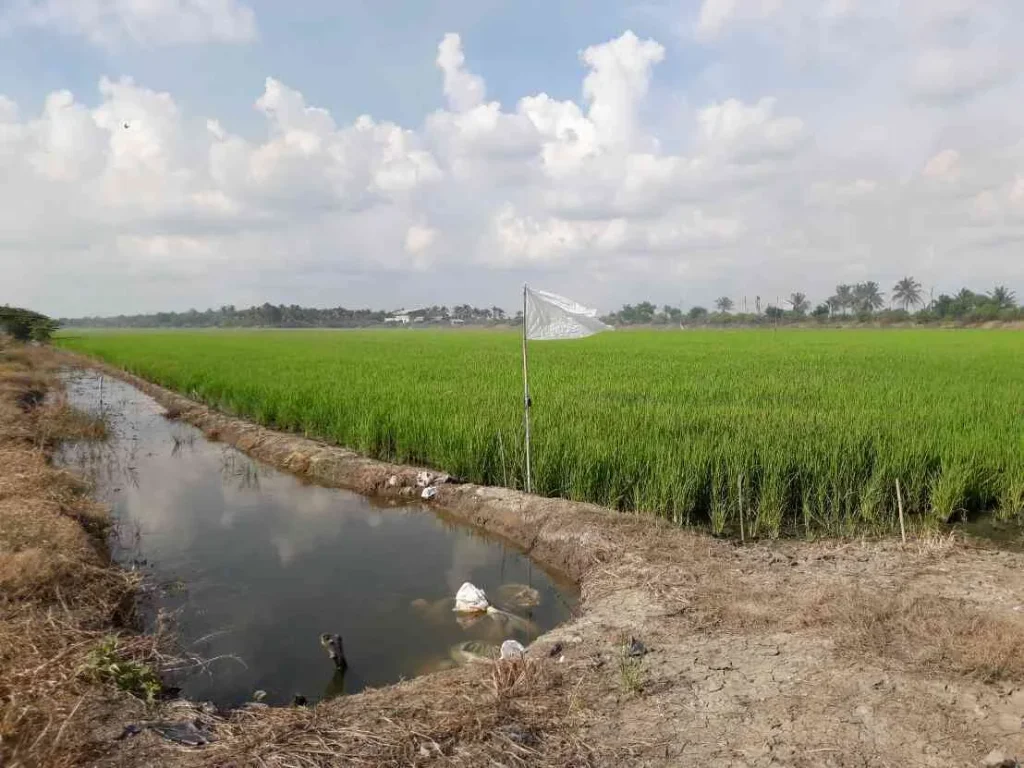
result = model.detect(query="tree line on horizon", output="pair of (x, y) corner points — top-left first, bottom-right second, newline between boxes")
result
(604, 279), (1020, 326)
(60, 303), (521, 329)
(56, 278), (1020, 330)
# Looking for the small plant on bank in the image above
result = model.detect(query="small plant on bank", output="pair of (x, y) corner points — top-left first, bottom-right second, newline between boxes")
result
(618, 639), (645, 696)
(84, 636), (162, 702)
(490, 654), (537, 699)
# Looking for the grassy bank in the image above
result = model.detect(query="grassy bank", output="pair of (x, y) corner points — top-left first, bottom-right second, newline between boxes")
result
(58, 329), (1024, 536)
(0, 342), (162, 766)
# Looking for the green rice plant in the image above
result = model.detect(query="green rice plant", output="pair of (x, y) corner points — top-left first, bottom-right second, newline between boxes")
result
(58, 328), (1024, 538)
(996, 462), (1024, 523)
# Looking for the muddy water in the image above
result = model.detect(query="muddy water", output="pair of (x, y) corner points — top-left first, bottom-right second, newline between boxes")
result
(56, 370), (575, 707)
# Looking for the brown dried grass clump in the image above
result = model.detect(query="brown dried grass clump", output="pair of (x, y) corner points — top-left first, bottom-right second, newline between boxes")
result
(0, 499), (101, 563)
(0, 599), (157, 767)
(35, 397), (109, 445)
(822, 590), (1024, 683)
(0, 447), (109, 537)
(0, 548), (130, 607)
(204, 657), (593, 768)
(657, 532), (1024, 685)
(691, 569), (1024, 684)
(491, 654), (537, 699)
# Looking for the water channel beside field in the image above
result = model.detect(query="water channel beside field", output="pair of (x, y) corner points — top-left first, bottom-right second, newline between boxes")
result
(56, 370), (576, 708)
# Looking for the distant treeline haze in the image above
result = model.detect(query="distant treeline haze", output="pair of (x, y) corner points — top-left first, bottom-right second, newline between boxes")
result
(62, 304), (516, 329)
(59, 278), (1020, 328)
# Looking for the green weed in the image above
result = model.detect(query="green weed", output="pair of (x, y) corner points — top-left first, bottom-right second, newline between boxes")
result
(84, 636), (162, 702)
(617, 639), (645, 696)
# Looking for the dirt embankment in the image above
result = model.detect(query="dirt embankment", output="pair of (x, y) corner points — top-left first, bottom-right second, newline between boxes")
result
(49, 350), (1024, 767)
(0, 344), (167, 767)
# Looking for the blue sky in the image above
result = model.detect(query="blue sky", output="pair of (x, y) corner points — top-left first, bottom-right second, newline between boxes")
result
(1, 1), (683, 130)
(2, 0), (1023, 316)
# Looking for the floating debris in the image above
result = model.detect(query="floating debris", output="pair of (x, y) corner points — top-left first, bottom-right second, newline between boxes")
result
(410, 597), (455, 624)
(450, 640), (497, 664)
(118, 719), (214, 747)
(320, 633), (347, 670)
(494, 583), (541, 609)
(454, 582), (490, 613)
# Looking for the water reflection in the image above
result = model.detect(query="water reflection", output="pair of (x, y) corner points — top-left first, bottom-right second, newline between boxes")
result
(56, 371), (576, 707)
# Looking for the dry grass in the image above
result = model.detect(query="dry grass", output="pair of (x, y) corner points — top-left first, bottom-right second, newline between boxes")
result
(35, 396), (109, 445)
(0, 341), (160, 767)
(672, 541), (1024, 685)
(491, 654), (541, 700)
(0, 589), (157, 766)
(822, 591), (1024, 683)
(200, 657), (594, 768)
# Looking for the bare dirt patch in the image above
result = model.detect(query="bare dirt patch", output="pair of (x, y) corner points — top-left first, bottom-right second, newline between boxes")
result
(24, 350), (1024, 765)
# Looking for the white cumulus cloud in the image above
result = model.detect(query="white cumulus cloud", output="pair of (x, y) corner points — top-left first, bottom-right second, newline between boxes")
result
(437, 33), (486, 112)
(3, 18), (1024, 316)
(2, 0), (257, 47)
(580, 30), (665, 148)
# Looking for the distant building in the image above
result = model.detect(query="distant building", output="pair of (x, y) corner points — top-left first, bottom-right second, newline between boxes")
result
(387, 307), (430, 325)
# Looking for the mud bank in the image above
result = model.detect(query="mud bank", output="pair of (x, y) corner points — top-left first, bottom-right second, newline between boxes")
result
(51, 351), (1024, 766)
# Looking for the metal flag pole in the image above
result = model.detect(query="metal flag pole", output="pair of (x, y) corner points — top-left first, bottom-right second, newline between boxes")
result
(521, 284), (533, 494)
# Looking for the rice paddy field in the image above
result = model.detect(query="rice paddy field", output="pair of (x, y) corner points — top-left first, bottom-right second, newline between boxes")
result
(57, 329), (1024, 537)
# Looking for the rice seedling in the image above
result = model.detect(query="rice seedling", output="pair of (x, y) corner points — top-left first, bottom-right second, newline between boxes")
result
(58, 328), (1024, 537)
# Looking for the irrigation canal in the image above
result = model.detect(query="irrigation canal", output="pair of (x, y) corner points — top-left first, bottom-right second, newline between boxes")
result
(56, 370), (576, 707)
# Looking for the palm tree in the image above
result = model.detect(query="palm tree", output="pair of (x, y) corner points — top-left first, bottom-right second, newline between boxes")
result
(715, 296), (734, 312)
(989, 285), (1018, 310)
(830, 284), (854, 315)
(788, 292), (810, 314)
(853, 281), (884, 313)
(892, 276), (923, 311)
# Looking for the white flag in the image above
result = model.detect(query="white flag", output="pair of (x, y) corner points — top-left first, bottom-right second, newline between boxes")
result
(525, 287), (613, 341)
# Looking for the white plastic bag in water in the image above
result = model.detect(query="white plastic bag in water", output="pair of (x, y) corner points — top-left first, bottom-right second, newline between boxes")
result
(453, 582), (489, 613)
